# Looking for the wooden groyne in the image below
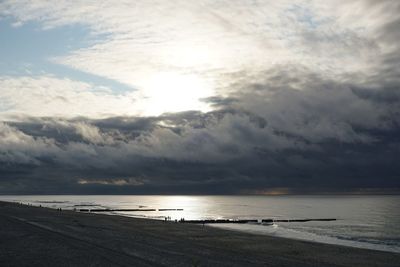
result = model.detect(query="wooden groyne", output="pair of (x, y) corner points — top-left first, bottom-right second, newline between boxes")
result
(182, 219), (259, 224)
(76, 207), (336, 224)
(272, 218), (336, 222)
(180, 218), (336, 224)
(79, 208), (156, 212)
(79, 208), (184, 212)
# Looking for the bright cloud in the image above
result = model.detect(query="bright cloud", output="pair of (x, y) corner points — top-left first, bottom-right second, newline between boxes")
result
(0, 75), (139, 118)
(1, 0), (397, 117)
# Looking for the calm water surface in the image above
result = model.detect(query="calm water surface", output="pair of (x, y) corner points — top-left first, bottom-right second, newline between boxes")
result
(1, 195), (399, 253)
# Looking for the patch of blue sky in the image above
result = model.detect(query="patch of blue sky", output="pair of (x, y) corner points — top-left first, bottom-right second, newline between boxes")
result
(0, 18), (134, 93)
(286, 4), (321, 29)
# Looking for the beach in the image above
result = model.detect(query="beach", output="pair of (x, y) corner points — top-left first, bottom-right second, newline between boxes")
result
(0, 201), (399, 267)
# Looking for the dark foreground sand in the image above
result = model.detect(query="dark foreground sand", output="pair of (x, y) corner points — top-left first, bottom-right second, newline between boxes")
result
(0, 201), (399, 267)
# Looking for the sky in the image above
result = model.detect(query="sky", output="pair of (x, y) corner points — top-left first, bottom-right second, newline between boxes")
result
(0, 0), (399, 194)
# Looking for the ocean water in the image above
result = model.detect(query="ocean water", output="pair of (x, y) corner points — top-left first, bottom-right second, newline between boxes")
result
(1, 195), (399, 253)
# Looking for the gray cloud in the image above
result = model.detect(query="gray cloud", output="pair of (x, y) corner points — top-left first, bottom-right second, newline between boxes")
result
(1, 66), (399, 194)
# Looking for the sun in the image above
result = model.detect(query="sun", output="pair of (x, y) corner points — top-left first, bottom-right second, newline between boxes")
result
(140, 72), (214, 116)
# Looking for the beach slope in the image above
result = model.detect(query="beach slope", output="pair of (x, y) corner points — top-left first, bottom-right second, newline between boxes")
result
(0, 201), (399, 267)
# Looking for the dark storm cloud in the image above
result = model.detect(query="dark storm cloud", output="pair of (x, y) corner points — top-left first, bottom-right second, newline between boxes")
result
(1, 65), (400, 194)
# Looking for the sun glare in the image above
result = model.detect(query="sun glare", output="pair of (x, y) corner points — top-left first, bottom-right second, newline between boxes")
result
(140, 72), (214, 116)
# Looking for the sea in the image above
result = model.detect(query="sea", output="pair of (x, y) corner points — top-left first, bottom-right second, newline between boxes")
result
(1, 195), (399, 253)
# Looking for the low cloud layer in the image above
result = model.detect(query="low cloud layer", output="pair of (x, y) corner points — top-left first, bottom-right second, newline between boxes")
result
(1, 67), (399, 194)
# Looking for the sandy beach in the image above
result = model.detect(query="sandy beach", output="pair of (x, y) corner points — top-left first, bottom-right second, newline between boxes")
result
(0, 201), (399, 267)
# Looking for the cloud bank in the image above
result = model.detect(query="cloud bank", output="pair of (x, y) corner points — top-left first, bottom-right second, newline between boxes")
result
(1, 67), (399, 194)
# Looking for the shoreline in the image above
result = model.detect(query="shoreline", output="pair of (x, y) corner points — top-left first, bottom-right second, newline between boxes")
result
(5, 197), (398, 254)
(209, 222), (400, 255)
(78, 212), (400, 255)
(1, 200), (399, 266)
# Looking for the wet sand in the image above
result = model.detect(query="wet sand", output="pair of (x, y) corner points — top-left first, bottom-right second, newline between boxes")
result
(0, 201), (399, 267)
